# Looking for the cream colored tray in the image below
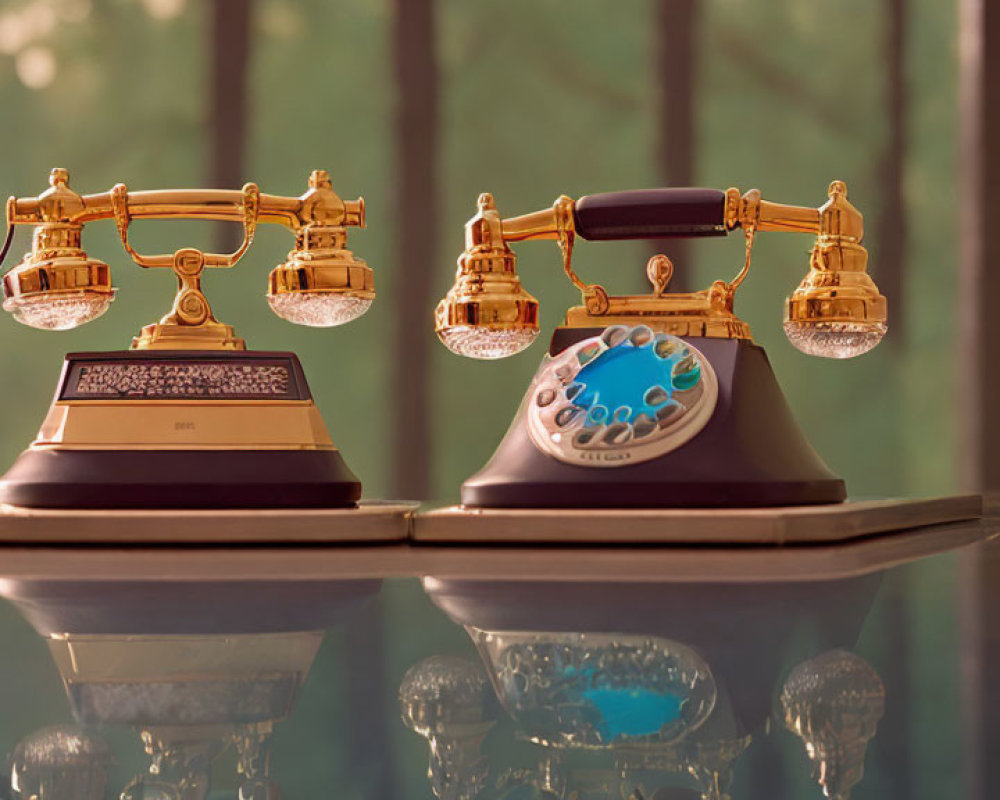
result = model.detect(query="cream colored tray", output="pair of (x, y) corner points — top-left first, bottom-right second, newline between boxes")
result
(0, 516), (991, 584)
(0, 495), (989, 583)
(414, 495), (982, 545)
(0, 500), (417, 544)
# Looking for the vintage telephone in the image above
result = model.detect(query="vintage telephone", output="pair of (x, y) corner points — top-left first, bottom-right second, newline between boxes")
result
(436, 181), (887, 507)
(0, 167), (373, 508)
(413, 575), (885, 800)
(3, 574), (382, 800)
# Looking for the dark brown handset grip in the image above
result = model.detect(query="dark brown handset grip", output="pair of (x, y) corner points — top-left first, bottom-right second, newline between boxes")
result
(572, 188), (728, 241)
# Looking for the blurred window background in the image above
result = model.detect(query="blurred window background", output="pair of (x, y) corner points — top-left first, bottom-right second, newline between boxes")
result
(0, 1), (994, 799)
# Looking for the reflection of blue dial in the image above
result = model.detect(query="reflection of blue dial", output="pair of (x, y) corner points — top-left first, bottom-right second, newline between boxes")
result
(526, 325), (717, 466)
(568, 665), (685, 739)
(487, 632), (717, 749)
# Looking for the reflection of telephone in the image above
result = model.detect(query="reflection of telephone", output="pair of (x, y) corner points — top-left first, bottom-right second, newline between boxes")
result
(414, 575), (885, 800)
(436, 182), (887, 508)
(5, 576), (381, 800)
(0, 168), (373, 508)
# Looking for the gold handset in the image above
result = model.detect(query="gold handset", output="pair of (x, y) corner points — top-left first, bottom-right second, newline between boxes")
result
(0, 167), (372, 349)
(435, 181), (887, 359)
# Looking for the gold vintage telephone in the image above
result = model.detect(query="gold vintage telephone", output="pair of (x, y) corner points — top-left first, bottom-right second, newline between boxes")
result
(0, 168), (372, 508)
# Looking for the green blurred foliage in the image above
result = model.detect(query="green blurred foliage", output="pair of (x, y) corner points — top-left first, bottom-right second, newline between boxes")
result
(0, 1), (968, 799)
(0, 0), (961, 500)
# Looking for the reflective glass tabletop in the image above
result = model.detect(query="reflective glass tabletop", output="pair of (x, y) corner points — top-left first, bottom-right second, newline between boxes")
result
(0, 533), (988, 800)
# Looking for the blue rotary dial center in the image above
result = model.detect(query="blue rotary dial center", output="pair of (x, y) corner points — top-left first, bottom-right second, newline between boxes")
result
(568, 329), (700, 427)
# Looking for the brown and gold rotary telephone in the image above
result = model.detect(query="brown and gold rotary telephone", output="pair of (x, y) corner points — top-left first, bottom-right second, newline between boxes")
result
(435, 181), (887, 508)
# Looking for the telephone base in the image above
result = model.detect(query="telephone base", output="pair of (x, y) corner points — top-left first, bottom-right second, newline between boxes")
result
(462, 332), (845, 508)
(0, 350), (361, 509)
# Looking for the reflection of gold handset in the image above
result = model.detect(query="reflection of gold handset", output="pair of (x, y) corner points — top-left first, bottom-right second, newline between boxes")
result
(1, 167), (372, 349)
(781, 650), (886, 800)
(435, 181), (886, 359)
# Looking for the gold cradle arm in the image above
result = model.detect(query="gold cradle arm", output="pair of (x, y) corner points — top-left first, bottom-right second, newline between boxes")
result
(0, 168), (367, 350)
(444, 180), (881, 342)
(7, 176), (364, 231)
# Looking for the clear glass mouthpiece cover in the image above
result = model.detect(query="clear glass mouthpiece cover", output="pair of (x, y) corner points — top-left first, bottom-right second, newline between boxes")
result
(783, 320), (887, 359)
(439, 325), (538, 359)
(268, 292), (372, 327)
(3, 290), (115, 331)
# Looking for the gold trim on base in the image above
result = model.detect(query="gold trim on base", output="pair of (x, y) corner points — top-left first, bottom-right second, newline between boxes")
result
(132, 320), (246, 351)
(34, 399), (335, 451)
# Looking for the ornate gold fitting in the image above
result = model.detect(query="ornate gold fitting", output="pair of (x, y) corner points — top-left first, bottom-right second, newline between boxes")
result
(783, 181), (887, 357)
(0, 167), (372, 347)
(437, 181), (886, 360)
(1, 170), (114, 331)
(113, 181), (261, 350)
(267, 169), (373, 329)
(434, 193), (540, 359)
(565, 255), (752, 339)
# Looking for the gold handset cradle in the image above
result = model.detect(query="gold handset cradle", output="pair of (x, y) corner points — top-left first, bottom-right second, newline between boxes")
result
(436, 181), (887, 359)
(0, 168), (373, 509)
(436, 181), (887, 509)
(2, 167), (372, 345)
